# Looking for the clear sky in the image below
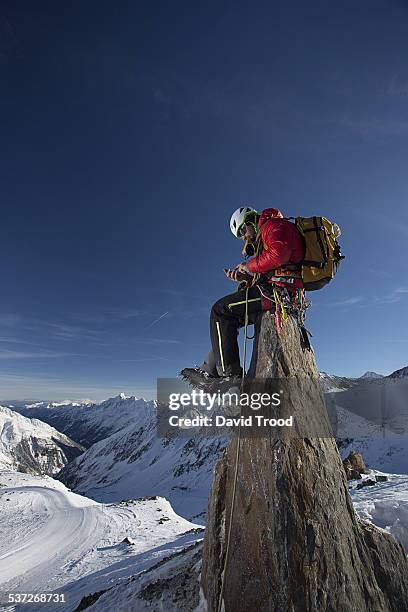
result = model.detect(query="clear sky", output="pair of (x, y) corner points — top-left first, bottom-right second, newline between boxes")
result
(1, 0), (408, 400)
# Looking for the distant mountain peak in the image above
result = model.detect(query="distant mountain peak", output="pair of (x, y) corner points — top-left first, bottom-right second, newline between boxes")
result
(360, 371), (384, 379)
(108, 393), (137, 402)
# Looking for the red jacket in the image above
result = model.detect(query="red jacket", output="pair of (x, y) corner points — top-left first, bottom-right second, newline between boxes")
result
(246, 208), (305, 289)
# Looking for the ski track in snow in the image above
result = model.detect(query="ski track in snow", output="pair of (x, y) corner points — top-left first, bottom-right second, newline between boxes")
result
(0, 471), (203, 612)
(0, 485), (99, 588)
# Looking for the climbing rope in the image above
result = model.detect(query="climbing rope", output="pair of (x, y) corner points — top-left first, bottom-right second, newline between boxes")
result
(217, 286), (249, 612)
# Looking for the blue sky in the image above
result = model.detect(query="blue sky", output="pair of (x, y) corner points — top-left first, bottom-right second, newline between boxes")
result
(1, 0), (408, 400)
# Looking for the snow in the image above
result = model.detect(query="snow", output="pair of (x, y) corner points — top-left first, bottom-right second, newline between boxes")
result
(12, 395), (158, 449)
(0, 470), (204, 611)
(389, 366), (408, 379)
(58, 406), (227, 521)
(1, 374), (408, 610)
(0, 406), (83, 474)
(24, 399), (93, 409)
(331, 376), (408, 473)
(0, 406), (61, 441)
(350, 472), (408, 552)
(340, 434), (408, 474)
(51, 376), (408, 520)
(318, 371), (358, 393)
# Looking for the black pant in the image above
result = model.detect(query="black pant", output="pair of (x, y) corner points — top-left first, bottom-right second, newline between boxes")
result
(202, 285), (275, 377)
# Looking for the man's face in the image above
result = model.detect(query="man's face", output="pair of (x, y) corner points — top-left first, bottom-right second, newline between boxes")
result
(240, 223), (256, 242)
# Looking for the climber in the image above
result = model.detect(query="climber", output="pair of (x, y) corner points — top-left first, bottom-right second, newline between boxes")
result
(180, 206), (306, 390)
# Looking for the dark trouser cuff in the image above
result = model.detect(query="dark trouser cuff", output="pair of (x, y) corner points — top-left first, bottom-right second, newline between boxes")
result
(201, 350), (219, 377)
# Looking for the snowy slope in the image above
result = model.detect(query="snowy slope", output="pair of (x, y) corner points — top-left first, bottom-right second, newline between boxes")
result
(389, 366), (408, 379)
(329, 377), (408, 434)
(0, 406), (84, 476)
(0, 470), (204, 612)
(80, 473), (408, 611)
(328, 375), (408, 473)
(350, 472), (408, 553)
(58, 402), (227, 521)
(318, 371), (359, 393)
(84, 540), (203, 611)
(339, 436), (408, 473)
(13, 394), (153, 448)
(1, 471), (405, 612)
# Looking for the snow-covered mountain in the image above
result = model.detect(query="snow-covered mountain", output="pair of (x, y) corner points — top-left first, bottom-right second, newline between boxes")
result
(10, 366), (406, 445)
(360, 371), (384, 379)
(49, 364), (406, 519)
(0, 406), (84, 476)
(0, 470), (203, 611)
(327, 372), (408, 473)
(320, 364), (405, 389)
(318, 371), (359, 393)
(58, 399), (227, 521)
(389, 365), (408, 379)
(13, 394), (149, 448)
(8, 364), (408, 519)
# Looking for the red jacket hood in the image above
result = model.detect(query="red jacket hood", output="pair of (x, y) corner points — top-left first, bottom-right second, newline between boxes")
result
(258, 208), (284, 227)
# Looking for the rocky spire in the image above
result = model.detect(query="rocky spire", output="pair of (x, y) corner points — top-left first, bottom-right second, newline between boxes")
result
(201, 312), (408, 612)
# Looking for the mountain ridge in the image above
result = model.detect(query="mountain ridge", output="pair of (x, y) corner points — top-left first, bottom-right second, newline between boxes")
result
(0, 405), (84, 475)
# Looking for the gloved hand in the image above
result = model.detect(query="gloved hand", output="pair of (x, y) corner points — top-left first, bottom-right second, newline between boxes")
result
(223, 267), (253, 283)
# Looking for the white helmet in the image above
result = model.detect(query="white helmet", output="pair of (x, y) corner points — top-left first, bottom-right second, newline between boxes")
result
(230, 206), (258, 238)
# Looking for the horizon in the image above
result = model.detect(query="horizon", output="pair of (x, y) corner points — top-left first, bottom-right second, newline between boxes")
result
(1, 364), (406, 404)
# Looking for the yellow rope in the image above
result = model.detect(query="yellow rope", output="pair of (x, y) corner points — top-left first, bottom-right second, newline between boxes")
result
(273, 286), (288, 324)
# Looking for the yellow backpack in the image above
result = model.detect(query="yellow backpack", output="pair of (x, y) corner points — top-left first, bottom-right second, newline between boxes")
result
(293, 216), (344, 291)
